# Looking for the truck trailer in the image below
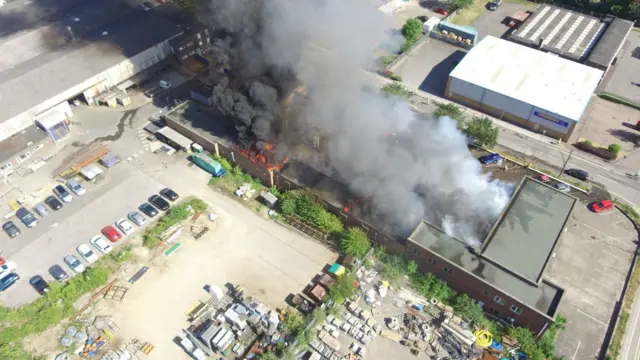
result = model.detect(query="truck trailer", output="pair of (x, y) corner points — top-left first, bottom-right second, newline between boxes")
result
(192, 153), (227, 177)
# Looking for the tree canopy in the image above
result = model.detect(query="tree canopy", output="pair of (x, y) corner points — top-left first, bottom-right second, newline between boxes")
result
(463, 116), (499, 149)
(434, 103), (466, 127)
(447, 0), (474, 10)
(340, 227), (372, 258)
(328, 273), (358, 305)
(402, 18), (423, 42)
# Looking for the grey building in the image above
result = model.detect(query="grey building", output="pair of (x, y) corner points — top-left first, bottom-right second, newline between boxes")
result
(0, 0), (183, 142)
(169, 26), (210, 62)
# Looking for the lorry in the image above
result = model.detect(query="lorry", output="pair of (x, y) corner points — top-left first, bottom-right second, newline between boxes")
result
(192, 153), (227, 177)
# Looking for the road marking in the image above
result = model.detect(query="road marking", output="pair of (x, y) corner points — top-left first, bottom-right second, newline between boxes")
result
(622, 297), (640, 360)
(576, 308), (607, 326)
(572, 341), (581, 360)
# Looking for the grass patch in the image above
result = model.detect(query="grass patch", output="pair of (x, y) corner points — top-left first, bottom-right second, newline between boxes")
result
(381, 54), (399, 67)
(614, 199), (640, 223)
(108, 245), (135, 263)
(0, 265), (112, 359)
(382, 83), (413, 98)
(142, 198), (208, 248)
(599, 92), (640, 111)
(503, 0), (532, 4)
(609, 311), (631, 359)
(451, 1), (487, 26)
(209, 154), (264, 193)
(633, 27), (640, 33)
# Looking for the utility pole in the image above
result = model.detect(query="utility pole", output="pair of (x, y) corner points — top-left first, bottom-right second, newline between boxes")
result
(559, 149), (573, 176)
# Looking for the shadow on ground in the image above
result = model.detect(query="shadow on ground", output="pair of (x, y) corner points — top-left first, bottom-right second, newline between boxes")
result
(418, 50), (466, 96)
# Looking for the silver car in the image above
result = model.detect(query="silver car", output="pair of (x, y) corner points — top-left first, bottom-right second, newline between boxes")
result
(128, 211), (147, 227)
(554, 182), (570, 193)
(33, 203), (48, 217)
(66, 178), (86, 196)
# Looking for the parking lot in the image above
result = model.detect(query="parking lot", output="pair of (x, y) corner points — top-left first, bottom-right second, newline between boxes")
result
(545, 203), (636, 359)
(471, 2), (536, 42)
(602, 31), (640, 104)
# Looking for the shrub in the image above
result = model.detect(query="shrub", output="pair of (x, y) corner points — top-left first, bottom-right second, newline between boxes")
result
(279, 190), (343, 234)
(584, 139), (593, 146)
(389, 74), (403, 81)
(609, 143), (622, 153)
(463, 116), (499, 149)
(434, 103), (466, 126)
(143, 202), (194, 248)
(327, 273), (358, 305)
(401, 18), (423, 42)
(212, 154), (233, 170)
(340, 227), (372, 258)
(188, 198), (208, 213)
(382, 83), (411, 98)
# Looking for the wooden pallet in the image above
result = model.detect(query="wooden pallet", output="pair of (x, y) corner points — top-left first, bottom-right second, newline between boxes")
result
(104, 285), (128, 301)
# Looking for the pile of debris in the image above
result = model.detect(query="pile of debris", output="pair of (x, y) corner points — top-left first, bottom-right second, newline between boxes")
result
(235, 183), (257, 200)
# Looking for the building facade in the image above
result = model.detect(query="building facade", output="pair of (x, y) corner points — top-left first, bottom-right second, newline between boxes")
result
(170, 28), (211, 62)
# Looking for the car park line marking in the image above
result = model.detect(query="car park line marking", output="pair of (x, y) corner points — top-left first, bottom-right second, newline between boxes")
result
(571, 341), (581, 360)
(576, 308), (607, 326)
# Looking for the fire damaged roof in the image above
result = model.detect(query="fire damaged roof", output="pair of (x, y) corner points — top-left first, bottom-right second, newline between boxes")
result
(162, 101), (236, 146)
(408, 177), (574, 317)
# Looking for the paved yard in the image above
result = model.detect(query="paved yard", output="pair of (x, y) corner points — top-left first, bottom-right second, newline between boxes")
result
(393, 39), (466, 95)
(545, 205), (636, 360)
(602, 31), (640, 104)
(471, 2), (536, 41)
(572, 96), (640, 152)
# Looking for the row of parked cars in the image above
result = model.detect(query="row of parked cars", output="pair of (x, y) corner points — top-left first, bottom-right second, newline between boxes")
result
(0, 186), (180, 294)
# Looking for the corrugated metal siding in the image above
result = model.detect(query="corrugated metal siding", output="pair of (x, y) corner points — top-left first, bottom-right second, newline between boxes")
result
(449, 78), (485, 103)
(481, 90), (534, 120)
(528, 107), (573, 134)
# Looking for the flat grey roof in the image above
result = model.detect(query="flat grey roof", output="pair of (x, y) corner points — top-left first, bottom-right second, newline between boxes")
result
(481, 178), (577, 284)
(586, 17), (634, 67)
(408, 220), (563, 316)
(0, 0), (182, 122)
(511, 5), (606, 62)
(163, 101), (236, 147)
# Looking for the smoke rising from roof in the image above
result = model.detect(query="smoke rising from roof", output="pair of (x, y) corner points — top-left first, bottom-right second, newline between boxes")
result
(205, 0), (513, 244)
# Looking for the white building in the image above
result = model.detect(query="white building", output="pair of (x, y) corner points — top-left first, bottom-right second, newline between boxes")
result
(0, 1), (183, 141)
(445, 36), (603, 142)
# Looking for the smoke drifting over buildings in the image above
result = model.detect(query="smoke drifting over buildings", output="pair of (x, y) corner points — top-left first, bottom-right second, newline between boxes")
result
(204, 0), (513, 245)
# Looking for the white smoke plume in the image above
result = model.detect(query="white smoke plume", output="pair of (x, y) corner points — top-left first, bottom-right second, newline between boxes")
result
(205, 0), (513, 244)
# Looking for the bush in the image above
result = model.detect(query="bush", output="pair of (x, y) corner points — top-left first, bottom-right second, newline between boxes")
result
(381, 54), (399, 67)
(410, 272), (453, 301)
(212, 154), (233, 171)
(283, 312), (306, 335)
(609, 143), (622, 153)
(434, 103), (466, 127)
(599, 92), (640, 111)
(382, 83), (411, 98)
(327, 273), (358, 305)
(279, 190), (343, 234)
(340, 227), (372, 258)
(401, 18), (423, 42)
(143, 202), (194, 248)
(188, 198), (208, 213)
(389, 74), (403, 81)
(463, 116), (499, 149)
(584, 139), (593, 146)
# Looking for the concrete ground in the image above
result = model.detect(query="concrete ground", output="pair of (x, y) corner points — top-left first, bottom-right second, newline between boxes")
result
(545, 205), (637, 360)
(24, 160), (337, 359)
(571, 96), (640, 152)
(392, 39), (466, 96)
(602, 31), (640, 104)
(383, 0), (447, 28)
(471, 2), (536, 41)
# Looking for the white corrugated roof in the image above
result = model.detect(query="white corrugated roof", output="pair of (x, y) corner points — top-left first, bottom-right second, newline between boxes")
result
(449, 36), (603, 122)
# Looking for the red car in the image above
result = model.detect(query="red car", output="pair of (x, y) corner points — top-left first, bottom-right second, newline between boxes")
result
(435, 8), (449, 16)
(101, 226), (122, 243)
(589, 200), (615, 213)
(536, 175), (551, 183)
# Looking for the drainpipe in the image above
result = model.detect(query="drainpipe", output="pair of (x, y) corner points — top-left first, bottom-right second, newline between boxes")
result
(536, 321), (550, 339)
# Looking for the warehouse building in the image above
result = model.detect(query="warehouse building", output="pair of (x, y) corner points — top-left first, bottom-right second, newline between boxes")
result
(445, 36), (603, 142)
(510, 5), (633, 76)
(407, 177), (575, 334)
(0, 0), (183, 142)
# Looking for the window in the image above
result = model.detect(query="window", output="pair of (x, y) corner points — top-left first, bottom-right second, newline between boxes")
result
(443, 266), (452, 274)
(510, 305), (523, 315)
(482, 289), (491, 297)
(427, 258), (436, 265)
(493, 295), (505, 305)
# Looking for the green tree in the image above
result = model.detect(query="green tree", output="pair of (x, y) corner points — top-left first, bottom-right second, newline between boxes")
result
(328, 273), (358, 305)
(406, 260), (418, 275)
(463, 116), (499, 149)
(447, 0), (474, 10)
(402, 18), (423, 42)
(340, 227), (372, 258)
(609, 143), (622, 153)
(451, 294), (486, 325)
(379, 254), (408, 280)
(507, 327), (546, 360)
(259, 352), (280, 360)
(283, 312), (306, 335)
(411, 273), (453, 301)
(382, 83), (412, 98)
(434, 103), (466, 127)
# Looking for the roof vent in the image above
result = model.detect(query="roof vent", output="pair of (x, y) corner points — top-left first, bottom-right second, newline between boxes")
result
(102, 31), (109, 36)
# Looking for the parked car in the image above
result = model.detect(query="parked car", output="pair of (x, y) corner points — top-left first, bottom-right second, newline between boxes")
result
(128, 211), (147, 226)
(102, 225), (122, 243)
(16, 207), (38, 228)
(487, 0), (502, 10)
(45, 195), (63, 210)
(160, 188), (179, 201)
(0, 261), (17, 279)
(590, 200), (615, 213)
(2, 221), (20, 238)
(116, 218), (135, 235)
(66, 178), (86, 196)
(64, 255), (85, 273)
(149, 195), (170, 211)
(33, 203), (48, 217)
(29, 275), (50, 295)
(159, 80), (172, 90)
(139, 203), (159, 218)
(565, 168), (589, 181)
(53, 185), (73, 203)
(90, 235), (113, 254)
(49, 264), (69, 281)
(554, 182), (570, 193)
(536, 175), (551, 183)
(435, 8), (449, 15)
(0, 273), (20, 292)
(478, 153), (503, 165)
(77, 244), (99, 263)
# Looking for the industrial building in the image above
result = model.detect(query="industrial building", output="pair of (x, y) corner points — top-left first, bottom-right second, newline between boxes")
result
(446, 36), (603, 142)
(0, 0), (183, 142)
(407, 178), (575, 334)
(510, 4), (634, 76)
